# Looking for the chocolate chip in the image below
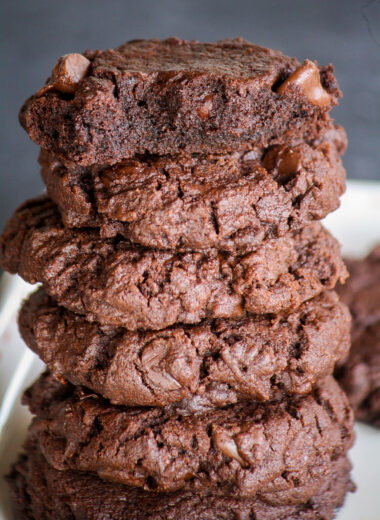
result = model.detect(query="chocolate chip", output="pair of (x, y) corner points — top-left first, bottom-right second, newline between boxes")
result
(277, 60), (331, 108)
(141, 340), (182, 391)
(212, 426), (248, 467)
(263, 145), (302, 184)
(51, 53), (91, 94)
(197, 95), (213, 120)
(276, 148), (302, 184)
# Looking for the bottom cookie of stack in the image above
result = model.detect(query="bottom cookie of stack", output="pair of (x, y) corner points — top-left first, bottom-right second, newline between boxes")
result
(22, 373), (353, 498)
(7, 372), (354, 519)
(8, 441), (354, 520)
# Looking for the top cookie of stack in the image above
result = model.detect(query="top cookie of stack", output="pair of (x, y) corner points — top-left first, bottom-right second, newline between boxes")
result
(20, 37), (341, 168)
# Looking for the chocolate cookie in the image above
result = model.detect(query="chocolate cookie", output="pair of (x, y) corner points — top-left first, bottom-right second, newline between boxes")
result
(336, 246), (380, 426)
(20, 38), (341, 168)
(39, 126), (346, 252)
(337, 246), (380, 334)
(8, 441), (354, 520)
(24, 372), (354, 498)
(338, 322), (380, 427)
(1, 197), (347, 330)
(19, 289), (351, 407)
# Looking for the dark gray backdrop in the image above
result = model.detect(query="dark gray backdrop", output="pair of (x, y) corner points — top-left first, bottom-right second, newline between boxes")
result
(1, 0), (380, 229)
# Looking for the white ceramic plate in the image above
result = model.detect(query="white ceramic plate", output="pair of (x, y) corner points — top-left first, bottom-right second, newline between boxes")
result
(0, 180), (380, 519)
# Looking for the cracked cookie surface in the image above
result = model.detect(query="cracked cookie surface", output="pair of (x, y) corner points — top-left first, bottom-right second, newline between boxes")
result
(7, 441), (353, 520)
(24, 373), (354, 498)
(1, 197), (347, 330)
(39, 125), (346, 252)
(19, 289), (351, 407)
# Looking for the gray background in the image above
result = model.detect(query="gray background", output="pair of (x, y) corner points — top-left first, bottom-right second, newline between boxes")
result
(1, 0), (380, 229)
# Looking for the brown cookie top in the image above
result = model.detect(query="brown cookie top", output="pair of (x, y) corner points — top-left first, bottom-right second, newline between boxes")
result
(20, 38), (341, 168)
(8, 442), (353, 520)
(20, 289), (351, 408)
(336, 246), (380, 427)
(39, 125), (346, 253)
(24, 373), (354, 497)
(1, 197), (347, 330)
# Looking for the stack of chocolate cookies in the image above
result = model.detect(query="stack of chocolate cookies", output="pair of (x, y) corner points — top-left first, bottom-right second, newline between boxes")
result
(2, 38), (355, 519)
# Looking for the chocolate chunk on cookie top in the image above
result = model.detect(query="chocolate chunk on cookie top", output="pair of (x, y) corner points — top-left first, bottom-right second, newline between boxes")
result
(20, 38), (341, 167)
(19, 289), (351, 407)
(1, 197), (347, 329)
(25, 373), (353, 499)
